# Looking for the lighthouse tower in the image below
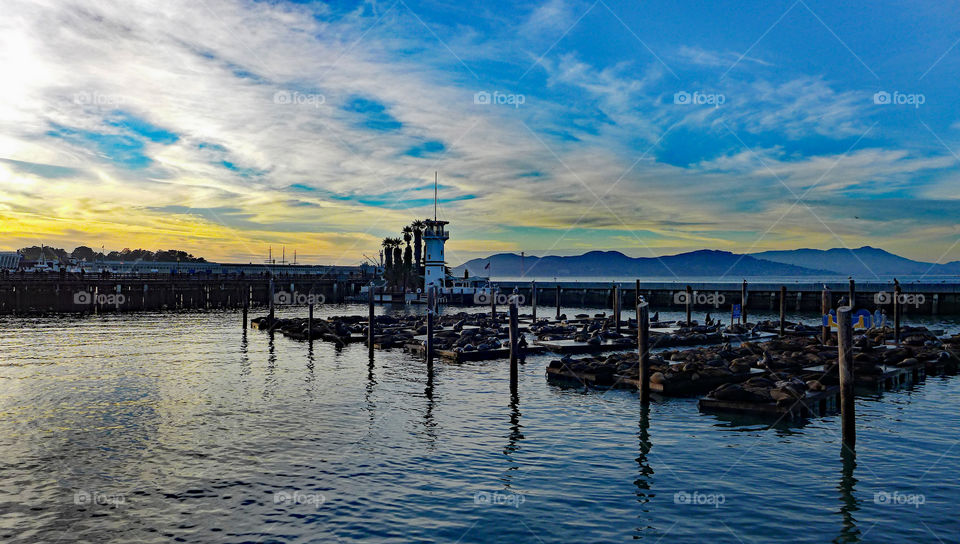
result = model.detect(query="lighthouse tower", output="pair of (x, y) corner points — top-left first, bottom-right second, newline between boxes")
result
(422, 219), (449, 291)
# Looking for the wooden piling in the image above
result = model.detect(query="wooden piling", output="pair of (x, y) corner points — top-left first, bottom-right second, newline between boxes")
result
(637, 302), (650, 403)
(635, 279), (641, 307)
(740, 280), (748, 325)
(509, 298), (519, 389)
(685, 284), (692, 326)
(426, 287), (435, 366)
(491, 286), (497, 322)
(555, 284), (561, 320)
(613, 284), (621, 333)
(242, 299), (248, 329)
(268, 278), (275, 321)
(531, 281), (537, 322)
(368, 282), (375, 354)
(821, 287), (831, 344)
(893, 280), (902, 345)
(837, 305), (856, 453)
(779, 285), (786, 336)
(848, 278), (856, 311)
(307, 287), (314, 338)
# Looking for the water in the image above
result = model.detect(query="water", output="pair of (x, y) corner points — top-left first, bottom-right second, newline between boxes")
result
(1, 305), (958, 543)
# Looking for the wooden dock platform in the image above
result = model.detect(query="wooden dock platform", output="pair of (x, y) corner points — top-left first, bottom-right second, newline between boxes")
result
(699, 386), (840, 421)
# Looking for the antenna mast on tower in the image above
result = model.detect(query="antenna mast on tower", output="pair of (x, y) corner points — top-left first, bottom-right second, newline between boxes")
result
(434, 171), (438, 221)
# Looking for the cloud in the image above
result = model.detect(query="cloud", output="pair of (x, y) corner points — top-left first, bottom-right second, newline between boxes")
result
(0, 0), (955, 263)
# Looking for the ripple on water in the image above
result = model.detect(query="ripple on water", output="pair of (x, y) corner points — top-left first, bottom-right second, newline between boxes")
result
(0, 307), (958, 543)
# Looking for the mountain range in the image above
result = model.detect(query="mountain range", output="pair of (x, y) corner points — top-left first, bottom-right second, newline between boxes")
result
(453, 246), (960, 278)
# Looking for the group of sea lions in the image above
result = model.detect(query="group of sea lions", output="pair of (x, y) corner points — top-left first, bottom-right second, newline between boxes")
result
(547, 326), (960, 403)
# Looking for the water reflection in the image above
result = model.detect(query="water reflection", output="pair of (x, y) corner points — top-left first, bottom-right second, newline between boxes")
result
(500, 390), (524, 489)
(263, 330), (277, 400)
(835, 450), (860, 543)
(305, 340), (315, 397)
(423, 359), (437, 446)
(239, 329), (250, 377)
(635, 404), (655, 537)
(366, 351), (377, 427)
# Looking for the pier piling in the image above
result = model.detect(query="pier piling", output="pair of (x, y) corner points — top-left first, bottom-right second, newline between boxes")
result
(837, 305), (856, 453)
(821, 287), (831, 344)
(894, 280), (902, 345)
(268, 278), (275, 322)
(637, 301), (651, 403)
(491, 286), (497, 322)
(779, 285), (786, 336)
(307, 286), (314, 338)
(741, 280), (748, 325)
(685, 284), (692, 326)
(555, 285), (561, 320)
(613, 284), (621, 333)
(531, 281), (537, 322)
(426, 287), (435, 367)
(848, 279), (856, 311)
(368, 282), (375, 355)
(509, 297), (519, 390)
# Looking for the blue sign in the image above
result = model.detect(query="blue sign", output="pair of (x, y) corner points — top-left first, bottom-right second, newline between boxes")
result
(732, 304), (741, 318)
(822, 309), (876, 329)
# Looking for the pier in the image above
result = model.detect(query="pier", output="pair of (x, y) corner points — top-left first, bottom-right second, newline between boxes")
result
(0, 274), (372, 314)
(492, 280), (960, 315)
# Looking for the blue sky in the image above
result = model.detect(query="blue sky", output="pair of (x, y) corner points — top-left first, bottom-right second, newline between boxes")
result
(0, 0), (958, 265)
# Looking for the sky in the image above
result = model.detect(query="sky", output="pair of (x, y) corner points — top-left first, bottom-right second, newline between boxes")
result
(1, 0), (959, 267)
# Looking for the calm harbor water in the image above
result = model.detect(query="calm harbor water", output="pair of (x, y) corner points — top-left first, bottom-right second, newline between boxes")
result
(1, 304), (958, 543)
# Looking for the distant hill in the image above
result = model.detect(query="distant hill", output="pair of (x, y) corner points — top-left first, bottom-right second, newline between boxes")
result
(751, 246), (960, 276)
(454, 250), (835, 278)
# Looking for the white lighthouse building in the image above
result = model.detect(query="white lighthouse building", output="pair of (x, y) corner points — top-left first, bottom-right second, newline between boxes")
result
(422, 219), (449, 291)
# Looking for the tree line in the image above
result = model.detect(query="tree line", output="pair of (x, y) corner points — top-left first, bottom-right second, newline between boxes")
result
(18, 246), (207, 263)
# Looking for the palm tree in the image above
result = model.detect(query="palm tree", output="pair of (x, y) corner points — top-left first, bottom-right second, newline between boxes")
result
(402, 226), (413, 264)
(411, 220), (424, 273)
(382, 238), (394, 272)
(391, 237), (402, 285)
